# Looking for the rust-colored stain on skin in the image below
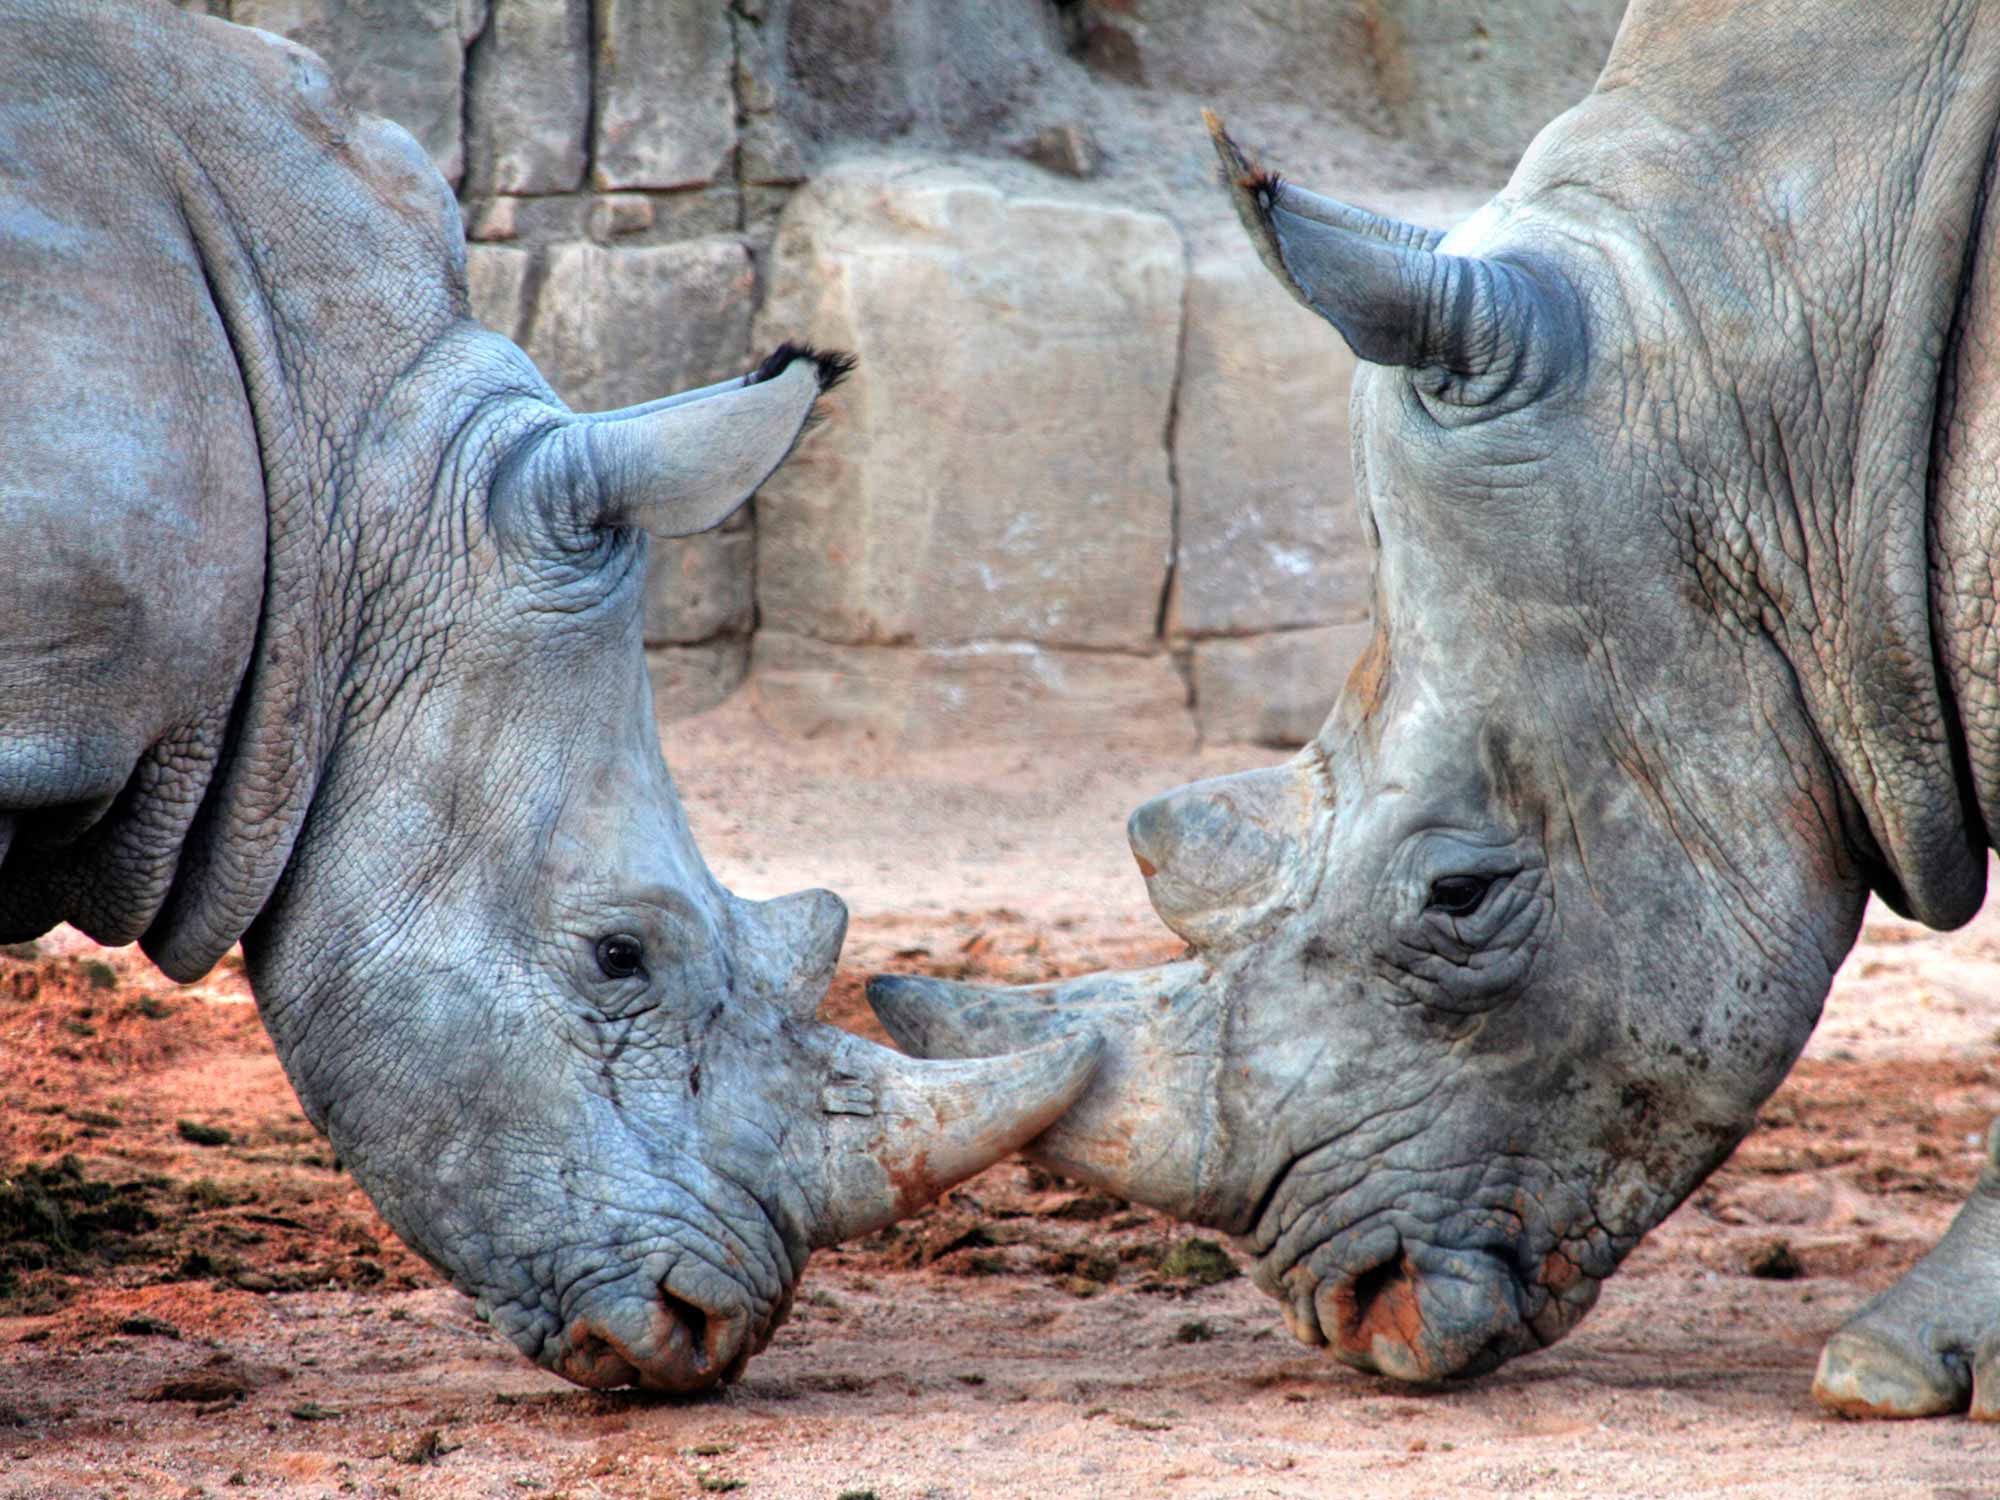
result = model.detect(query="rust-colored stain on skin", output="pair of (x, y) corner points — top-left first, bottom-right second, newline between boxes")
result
(1813, 1387), (1920, 1422)
(1539, 1249), (1582, 1294)
(557, 1318), (642, 1390)
(1133, 854), (1158, 878)
(887, 1149), (935, 1218)
(1345, 625), (1392, 724)
(1080, 1114), (1139, 1177)
(1326, 1256), (1425, 1366)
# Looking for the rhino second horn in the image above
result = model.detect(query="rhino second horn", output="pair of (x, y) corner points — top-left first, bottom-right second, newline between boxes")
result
(730, 887), (849, 1022)
(1205, 111), (1581, 410)
(1127, 763), (1311, 952)
(805, 1029), (1104, 1247)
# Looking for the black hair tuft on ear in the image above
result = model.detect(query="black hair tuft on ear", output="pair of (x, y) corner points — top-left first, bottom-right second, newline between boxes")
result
(750, 342), (858, 394)
(1242, 168), (1284, 217)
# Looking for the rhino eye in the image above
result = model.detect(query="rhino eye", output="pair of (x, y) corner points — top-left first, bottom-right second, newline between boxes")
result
(595, 933), (646, 980)
(1427, 874), (1492, 916)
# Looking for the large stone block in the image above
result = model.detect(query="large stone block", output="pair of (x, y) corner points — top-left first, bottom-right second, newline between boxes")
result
(731, 5), (807, 186)
(594, 0), (736, 190)
(1369, 0), (1627, 170)
(465, 0), (588, 195)
(644, 530), (754, 647)
(1190, 624), (1374, 747)
(525, 237), (754, 413)
(752, 634), (1195, 751)
(1174, 250), (1369, 639)
(649, 638), (752, 723)
(754, 161), (1183, 652)
(769, 1), (1074, 156)
(232, 0), (484, 184)
(1081, 0), (1623, 177)
(465, 244), (532, 343)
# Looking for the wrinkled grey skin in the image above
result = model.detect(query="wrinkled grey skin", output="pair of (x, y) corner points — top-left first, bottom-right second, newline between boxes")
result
(0, 1), (1098, 1393)
(874, 0), (2000, 1415)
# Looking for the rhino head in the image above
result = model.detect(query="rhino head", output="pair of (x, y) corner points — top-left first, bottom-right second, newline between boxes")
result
(243, 344), (1098, 1392)
(868, 115), (1925, 1382)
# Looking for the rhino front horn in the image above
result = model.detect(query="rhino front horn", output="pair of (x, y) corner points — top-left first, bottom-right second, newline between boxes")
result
(867, 963), (1235, 1223)
(803, 1026), (1104, 1247)
(1205, 110), (1582, 410)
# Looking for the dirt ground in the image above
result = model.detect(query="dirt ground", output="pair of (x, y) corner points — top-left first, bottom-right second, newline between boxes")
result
(6, 699), (2000, 1499)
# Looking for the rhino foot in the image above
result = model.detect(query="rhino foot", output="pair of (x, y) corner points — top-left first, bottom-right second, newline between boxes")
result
(1813, 1122), (2000, 1419)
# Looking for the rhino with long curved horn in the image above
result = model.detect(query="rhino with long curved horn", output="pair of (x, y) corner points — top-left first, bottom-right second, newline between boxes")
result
(0, 1), (1096, 1394)
(876, 0), (2000, 1418)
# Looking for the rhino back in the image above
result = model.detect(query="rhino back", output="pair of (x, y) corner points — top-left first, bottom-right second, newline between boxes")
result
(0, 0), (470, 973)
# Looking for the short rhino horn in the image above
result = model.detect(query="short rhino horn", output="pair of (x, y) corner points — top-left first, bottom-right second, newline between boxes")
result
(804, 1025), (1103, 1247)
(548, 344), (853, 542)
(1205, 111), (1579, 409)
(1128, 761), (1317, 953)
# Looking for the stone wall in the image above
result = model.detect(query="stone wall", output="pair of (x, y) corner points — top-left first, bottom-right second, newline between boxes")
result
(170, 0), (1626, 747)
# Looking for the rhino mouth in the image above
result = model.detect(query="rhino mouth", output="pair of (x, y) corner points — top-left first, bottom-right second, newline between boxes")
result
(526, 1232), (803, 1396)
(1248, 1194), (1610, 1382)
(552, 1283), (762, 1393)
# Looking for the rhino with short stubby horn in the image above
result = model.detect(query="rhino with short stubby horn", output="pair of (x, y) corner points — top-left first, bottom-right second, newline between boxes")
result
(874, 0), (2000, 1418)
(0, 0), (1097, 1392)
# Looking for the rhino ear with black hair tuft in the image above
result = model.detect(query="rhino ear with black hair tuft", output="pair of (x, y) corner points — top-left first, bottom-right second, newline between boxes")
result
(1205, 110), (1580, 413)
(750, 340), (857, 395)
(535, 344), (853, 546)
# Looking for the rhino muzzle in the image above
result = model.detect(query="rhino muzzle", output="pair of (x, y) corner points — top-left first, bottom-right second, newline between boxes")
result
(549, 1260), (766, 1394)
(1261, 1222), (1604, 1383)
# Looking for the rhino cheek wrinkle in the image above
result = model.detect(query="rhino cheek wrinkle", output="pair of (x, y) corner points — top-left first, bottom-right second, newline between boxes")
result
(0, 0), (1099, 1393)
(879, 3), (2000, 1416)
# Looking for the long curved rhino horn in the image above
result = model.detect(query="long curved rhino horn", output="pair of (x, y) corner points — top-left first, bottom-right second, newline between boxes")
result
(1205, 111), (1580, 408)
(547, 344), (854, 542)
(867, 964), (1239, 1224)
(804, 1025), (1105, 1246)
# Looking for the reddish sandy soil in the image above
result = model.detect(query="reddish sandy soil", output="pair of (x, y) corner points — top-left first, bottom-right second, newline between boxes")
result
(6, 701), (2000, 1499)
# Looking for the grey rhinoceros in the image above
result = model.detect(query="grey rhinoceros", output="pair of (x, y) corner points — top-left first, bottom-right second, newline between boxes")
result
(871, 0), (2000, 1419)
(0, 0), (1097, 1392)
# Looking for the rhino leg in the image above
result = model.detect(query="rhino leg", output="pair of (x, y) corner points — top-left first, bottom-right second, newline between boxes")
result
(1814, 1122), (2000, 1418)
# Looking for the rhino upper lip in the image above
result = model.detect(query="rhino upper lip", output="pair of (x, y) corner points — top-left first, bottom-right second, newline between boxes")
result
(1238, 1138), (1327, 1251)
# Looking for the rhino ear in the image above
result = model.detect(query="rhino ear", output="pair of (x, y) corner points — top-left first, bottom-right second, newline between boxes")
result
(552, 344), (853, 541)
(1205, 111), (1580, 411)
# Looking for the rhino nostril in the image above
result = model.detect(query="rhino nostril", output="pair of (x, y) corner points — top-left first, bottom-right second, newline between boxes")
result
(553, 1319), (643, 1390)
(1321, 1253), (1424, 1368)
(659, 1288), (709, 1361)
